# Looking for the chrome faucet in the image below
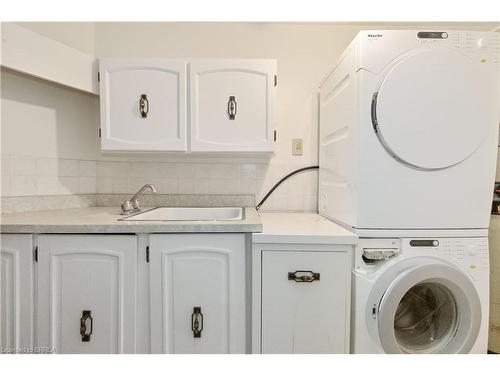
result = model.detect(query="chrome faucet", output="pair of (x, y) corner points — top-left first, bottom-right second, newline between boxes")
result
(121, 184), (157, 215)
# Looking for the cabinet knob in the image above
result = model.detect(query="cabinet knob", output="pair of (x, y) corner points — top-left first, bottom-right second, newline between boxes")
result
(288, 270), (320, 283)
(139, 94), (149, 118)
(80, 310), (93, 342)
(191, 306), (204, 338)
(227, 96), (237, 120)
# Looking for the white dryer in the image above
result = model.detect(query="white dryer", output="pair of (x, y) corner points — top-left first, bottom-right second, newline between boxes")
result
(319, 30), (499, 230)
(351, 236), (489, 353)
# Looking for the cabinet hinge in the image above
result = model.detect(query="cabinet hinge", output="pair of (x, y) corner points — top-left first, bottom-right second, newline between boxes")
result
(97, 72), (100, 82)
(273, 130), (277, 142)
(274, 74), (277, 86)
(98, 128), (101, 138)
(146, 246), (150, 263)
(34, 246), (38, 263)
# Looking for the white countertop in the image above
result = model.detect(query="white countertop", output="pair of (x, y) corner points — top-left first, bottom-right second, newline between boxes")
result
(0, 206), (262, 233)
(253, 212), (357, 244)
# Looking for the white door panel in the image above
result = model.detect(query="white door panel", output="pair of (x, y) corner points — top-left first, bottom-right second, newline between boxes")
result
(100, 59), (187, 151)
(0, 234), (33, 353)
(36, 235), (137, 354)
(190, 60), (275, 152)
(149, 234), (246, 353)
(261, 251), (350, 353)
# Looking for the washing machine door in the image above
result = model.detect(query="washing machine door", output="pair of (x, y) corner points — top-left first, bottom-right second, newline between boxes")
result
(371, 48), (491, 170)
(374, 260), (481, 354)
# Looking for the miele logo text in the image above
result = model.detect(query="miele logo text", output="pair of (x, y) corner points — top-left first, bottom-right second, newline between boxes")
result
(368, 34), (383, 38)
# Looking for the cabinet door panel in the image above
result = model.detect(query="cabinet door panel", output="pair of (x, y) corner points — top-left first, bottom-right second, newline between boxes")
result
(100, 59), (187, 151)
(0, 234), (33, 352)
(36, 235), (137, 354)
(149, 234), (245, 353)
(190, 60), (275, 152)
(261, 251), (350, 353)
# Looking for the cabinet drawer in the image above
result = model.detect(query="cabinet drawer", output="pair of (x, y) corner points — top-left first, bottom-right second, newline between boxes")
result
(261, 251), (350, 353)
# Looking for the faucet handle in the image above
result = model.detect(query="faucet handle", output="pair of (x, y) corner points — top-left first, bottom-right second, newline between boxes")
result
(121, 200), (134, 215)
(131, 199), (140, 210)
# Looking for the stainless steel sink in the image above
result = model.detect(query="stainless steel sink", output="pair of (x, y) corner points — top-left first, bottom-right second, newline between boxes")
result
(120, 207), (244, 221)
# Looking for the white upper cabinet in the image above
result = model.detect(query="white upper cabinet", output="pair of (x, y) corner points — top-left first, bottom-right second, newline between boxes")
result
(99, 59), (187, 151)
(189, 59), (276, 152)
(98, 58), (276, 153)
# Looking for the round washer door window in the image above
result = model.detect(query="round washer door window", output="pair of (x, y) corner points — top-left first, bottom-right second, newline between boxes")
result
(394, 282), (458, 353)
(376, 263), (481, 354)
(373, 48), (491, 170)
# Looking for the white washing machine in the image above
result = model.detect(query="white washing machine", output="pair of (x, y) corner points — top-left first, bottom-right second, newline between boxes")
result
(351, 235), (489, 353)
(319, 30), (499, 230)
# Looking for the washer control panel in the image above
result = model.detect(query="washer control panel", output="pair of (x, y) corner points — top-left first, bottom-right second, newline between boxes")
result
(404, 237), (489, 271)
(356, 237), (489, 273)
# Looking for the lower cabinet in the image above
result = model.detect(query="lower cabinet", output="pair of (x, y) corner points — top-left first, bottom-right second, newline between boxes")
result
(36, 235), (137, 354)
(0, 234), (34, 353)
(253, 247), (351, 354)
(149, 234), (246, 353)
(4, 232), (346, 354)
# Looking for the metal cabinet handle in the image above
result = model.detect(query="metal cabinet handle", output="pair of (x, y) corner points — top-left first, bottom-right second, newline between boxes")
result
(227, 96), (237, 120)
(80, 310), (93, 342)
(139, 94), (149, 118)
(191, 306), (204, 338)
(288, 270), (320, 283)
(370, 92), (378, 132)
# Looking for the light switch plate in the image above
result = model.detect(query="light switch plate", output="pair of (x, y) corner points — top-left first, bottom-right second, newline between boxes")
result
(292, 138), (303, 156)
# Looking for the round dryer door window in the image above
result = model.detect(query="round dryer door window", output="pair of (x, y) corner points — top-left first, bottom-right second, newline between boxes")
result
(374, 261), (481, 354)
(372, 48), (491, 170)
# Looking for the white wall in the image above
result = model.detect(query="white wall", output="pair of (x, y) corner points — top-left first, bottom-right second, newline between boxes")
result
(2, 22), (497, 211)
(1, 69), (100, 196)
(15, 22), (95, 55)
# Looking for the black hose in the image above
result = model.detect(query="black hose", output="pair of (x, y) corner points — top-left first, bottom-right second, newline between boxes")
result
(255, 166), (319, 210)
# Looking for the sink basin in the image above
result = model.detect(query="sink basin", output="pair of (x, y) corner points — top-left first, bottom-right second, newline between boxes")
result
(120, 207), (244, 221)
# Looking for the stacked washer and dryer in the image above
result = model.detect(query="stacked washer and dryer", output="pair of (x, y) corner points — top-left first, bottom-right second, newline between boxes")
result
(319, 30), (499, 353)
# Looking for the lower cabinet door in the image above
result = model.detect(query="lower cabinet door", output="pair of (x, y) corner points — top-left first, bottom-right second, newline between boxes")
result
(36, 235), (137, 354)
(0, 234), (34, 353)
(261, 251), (350, 353)
(149, 234), (246, 354)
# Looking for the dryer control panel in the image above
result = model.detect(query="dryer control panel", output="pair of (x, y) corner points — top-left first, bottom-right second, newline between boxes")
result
(359, 30), (499, 73)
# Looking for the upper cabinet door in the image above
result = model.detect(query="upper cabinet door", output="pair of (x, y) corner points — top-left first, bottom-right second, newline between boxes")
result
(189, 59), (276, 152)
(99, 59), (187, 151)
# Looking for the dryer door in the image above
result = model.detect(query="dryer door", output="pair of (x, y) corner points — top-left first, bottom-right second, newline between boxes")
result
(373, 261), (481, 354)
(372, 48), (491, 170)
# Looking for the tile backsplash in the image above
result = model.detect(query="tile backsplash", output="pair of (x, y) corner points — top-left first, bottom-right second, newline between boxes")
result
(1, 154), (318, 212)
(1, 155), (97, 196)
